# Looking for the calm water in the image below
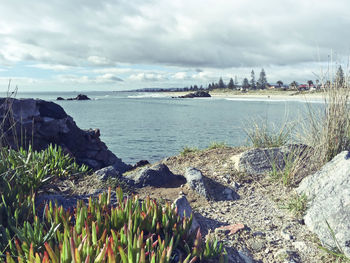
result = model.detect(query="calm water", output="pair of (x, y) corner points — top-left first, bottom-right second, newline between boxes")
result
(3, 91), (322, 164)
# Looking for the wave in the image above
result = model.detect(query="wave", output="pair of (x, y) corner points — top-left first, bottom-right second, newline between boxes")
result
(224, 97), (323, 103)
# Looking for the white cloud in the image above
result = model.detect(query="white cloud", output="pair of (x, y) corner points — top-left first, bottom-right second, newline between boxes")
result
(172, 72), (188, 80)
(28, 64), (74, 71)
(87, 56), (114, 66)
(129, 73), (168, 81)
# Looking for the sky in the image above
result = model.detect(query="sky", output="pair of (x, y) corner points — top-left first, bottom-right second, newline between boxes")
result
(0, 0), (349, 92)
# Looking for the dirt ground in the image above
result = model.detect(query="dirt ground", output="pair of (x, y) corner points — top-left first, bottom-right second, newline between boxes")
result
(58, 146), (336, 263)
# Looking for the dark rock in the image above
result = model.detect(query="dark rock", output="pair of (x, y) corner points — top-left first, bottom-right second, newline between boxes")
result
(297, 151), (350, 257)
(0, 98), (131, 172)
(178, 91), (211, 98)
(75, 94), (91, 100)
(133, 160), (150, 169)
(125, 163), (180, 187)
(57, 94), (91, 101)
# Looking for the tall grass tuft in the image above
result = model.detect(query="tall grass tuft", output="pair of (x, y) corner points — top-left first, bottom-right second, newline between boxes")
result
(301, 68), (350, 170)
(244, 117), (294, 148)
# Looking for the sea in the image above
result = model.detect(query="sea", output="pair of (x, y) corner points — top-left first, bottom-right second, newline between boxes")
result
(1, 91), (323, 165)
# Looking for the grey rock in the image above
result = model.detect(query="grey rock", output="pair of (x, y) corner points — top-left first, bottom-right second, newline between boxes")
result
(297, 151), (350, 257)
(0, 98), (131, 172)
(238, 250), (254, 263)
(126, 164), (179, 187)
(35, 191), (118, 212)
(184, 167), (209, 199)
(231, 144), (307, 176)
(95, 166), (119, 181)
(173, 195), (200, 234)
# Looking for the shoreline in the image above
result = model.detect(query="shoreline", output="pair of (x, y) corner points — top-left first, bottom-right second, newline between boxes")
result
(161, 90), (324, 102)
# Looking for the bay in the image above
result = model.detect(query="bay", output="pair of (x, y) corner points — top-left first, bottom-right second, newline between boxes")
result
(2, 91), (322, 164)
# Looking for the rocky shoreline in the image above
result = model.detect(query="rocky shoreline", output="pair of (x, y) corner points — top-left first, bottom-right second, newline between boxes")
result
(1, 98), (349, 263)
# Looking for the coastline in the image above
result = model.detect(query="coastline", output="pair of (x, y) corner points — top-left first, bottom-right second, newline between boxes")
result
(161, 90), (324, 102)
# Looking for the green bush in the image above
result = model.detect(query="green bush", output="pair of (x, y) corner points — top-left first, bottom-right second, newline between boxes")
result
(0, 144), (90, 256)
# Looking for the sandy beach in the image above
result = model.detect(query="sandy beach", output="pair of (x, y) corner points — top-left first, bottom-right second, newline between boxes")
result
(162, 90), (324, 102)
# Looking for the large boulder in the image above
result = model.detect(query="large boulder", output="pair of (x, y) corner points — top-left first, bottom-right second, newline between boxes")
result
(0, 98), (130, 172)
(125, 164), (182, 187)
(231, 144), (307, 176)
(184, 167), (209, 199)
(297, 151), (350, 257)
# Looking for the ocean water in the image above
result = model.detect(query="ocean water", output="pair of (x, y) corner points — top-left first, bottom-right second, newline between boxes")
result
(3, 91), (322, 164)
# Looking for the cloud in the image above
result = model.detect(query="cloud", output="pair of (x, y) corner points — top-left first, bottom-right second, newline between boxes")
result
(0, 0), (349, 91)
(1, 0), (349, 70)
(129, 73), (168, 81)
(87, 56), (114, 66)
(96, 73), (123, 82)
(28, 64), (74, 71)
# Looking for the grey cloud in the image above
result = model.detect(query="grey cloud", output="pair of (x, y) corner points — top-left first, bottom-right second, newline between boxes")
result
(0, 0), (349, 70)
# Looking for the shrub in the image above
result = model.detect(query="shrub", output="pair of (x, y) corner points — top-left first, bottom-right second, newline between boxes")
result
(207, 142), (227, 150)
(180, 147), (199, 157)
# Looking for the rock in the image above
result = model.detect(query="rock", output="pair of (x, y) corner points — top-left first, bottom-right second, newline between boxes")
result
(178, 91), (211, 98)
(222, 187), (239, 201)
(231, 144), (307, 176)
(75, 94), (91, 100)
(94, 166), (119, 181)
(184, 167), (209, 199)
(238, 250), (254, 263)
(173, 195), (200, 234)
(0, 98), (131, 172)
(57, 94), (91, 101)
(297, 151), (350, 257)
(126, 164), (180, 187)
(132, 160), (150, 169)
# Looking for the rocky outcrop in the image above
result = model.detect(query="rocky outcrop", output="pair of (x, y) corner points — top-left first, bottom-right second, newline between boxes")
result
(231, 144), (307, 176)
(177, 91), (211, 98)
(125, 164), (184, 187)
(56, 94), (91, 101)
(184, 167), (209, 199)
(0, 98), (130, 172)
(297, 151), (350, 257)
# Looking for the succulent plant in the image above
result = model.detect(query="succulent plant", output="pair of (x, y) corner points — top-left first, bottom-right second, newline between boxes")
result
(4, 188), (226, 262)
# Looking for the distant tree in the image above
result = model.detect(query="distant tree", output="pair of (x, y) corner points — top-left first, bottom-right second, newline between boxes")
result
(290, 81), (298, 90)
(307, 80), (313, 87)
(193, 85), (198, 91)
(228, 78), (235, 89)
(335, 65), (345, 87)
(218, 77), (225, 89)
(257, 68), (268, 89)
(250, 70), (256, 89)
(190, 85), (194, 91)
(277, 80), (283, 88)
(234, 76), (238, 85)
(242, 78), (250, 89)
(208, 83), (212, 90)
